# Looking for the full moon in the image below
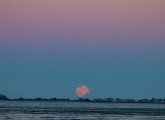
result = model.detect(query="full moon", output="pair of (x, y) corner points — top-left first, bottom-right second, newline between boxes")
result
(75, 85), (89, 97)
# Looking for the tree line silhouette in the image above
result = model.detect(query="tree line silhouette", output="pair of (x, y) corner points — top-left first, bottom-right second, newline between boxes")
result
(0, 94), (165, 104)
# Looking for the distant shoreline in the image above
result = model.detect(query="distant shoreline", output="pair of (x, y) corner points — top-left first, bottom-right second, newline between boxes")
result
(1, 94), (165, 104)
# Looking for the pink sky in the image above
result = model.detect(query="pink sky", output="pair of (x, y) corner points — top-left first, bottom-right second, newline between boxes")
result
(0, 0), (165, 44)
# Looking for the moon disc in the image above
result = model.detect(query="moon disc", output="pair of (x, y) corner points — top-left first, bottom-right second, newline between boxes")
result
(75, 85), (89, 97)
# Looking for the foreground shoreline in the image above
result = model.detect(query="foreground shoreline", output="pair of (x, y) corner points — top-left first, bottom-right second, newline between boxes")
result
(0, 101), (165, 120)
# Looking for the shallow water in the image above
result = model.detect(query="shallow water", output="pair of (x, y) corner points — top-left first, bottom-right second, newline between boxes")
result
(0, 101), (165, 120)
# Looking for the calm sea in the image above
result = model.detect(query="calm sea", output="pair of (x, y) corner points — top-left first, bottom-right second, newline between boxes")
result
(0, 101), (165, 120)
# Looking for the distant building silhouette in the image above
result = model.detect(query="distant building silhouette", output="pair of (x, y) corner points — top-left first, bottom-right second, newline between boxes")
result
(0, 94), (8, 100)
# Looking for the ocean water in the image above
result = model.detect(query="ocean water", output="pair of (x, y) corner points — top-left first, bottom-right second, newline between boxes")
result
(0, 101), (165, 120)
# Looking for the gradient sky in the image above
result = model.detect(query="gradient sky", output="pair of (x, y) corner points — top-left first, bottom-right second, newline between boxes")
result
(0, 0), (165, 99)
